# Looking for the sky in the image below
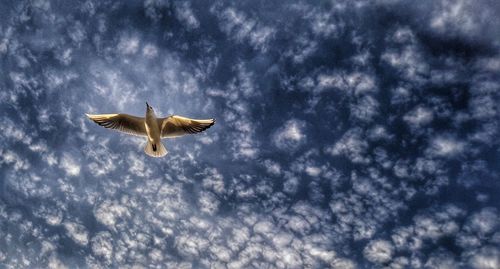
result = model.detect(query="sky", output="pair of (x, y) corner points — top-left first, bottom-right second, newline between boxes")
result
(0, 0), (499, 268)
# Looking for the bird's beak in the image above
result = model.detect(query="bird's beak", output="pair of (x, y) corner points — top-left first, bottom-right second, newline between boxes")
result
(146, 102), (149, 109)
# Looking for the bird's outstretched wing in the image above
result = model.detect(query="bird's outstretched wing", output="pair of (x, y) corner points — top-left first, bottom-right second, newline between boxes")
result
(86, 113), (147, 137)
(157, 115), (215, 138)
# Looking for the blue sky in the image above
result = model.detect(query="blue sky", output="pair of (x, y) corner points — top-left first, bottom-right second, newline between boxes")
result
(1, 0), (499, 268)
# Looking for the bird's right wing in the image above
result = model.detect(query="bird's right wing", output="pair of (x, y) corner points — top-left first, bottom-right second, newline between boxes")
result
(86, 113), (147, 137)
(157, 115), (215, 138)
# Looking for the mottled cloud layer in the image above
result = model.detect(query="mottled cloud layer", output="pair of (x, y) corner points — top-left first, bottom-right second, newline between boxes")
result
(0, 0), (499, 268)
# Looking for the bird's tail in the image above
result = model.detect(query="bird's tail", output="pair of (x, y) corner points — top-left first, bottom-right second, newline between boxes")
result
(144, 140), (168, 157)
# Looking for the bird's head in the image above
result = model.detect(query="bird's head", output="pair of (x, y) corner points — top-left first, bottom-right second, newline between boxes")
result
(146, 102), (156, 116)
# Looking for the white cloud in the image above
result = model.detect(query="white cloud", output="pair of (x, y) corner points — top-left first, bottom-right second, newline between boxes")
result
(0, 149), (30, 171)
(363, 239), (394, 264)
(469, 94), (497, 120)
(89, 64), (138, 111)
(273, 119), (306, 149)
(326, 128), (369, 164)
(414, 215), (458, 240)
(468, 246), (500, 269)
(290, 3), (344, 38)
(198, 191), (220, 215)
(428, 136), (465, 157)
(331, 258), (356, 269)
(305, 166), (321, 177)
(63, 221), (89, 246)
(0, 1), (498, 268)
(127, 153), (152, 177)
(175, 233), (209, 259)
(314, 71), (377, 95)
(91, 232), (113, 263)
(390, 86), (412, 105)
(143, 0), (169, 21)
(403, 106), (434, 127)
(210, 244), (232, 262)
(117, 35), (140, 55)
(33, 205), (63, 226)
(59, 154), (80, 176)
(48, 254), (68, 269)
(142, 44), (158, 58)
(390, 27), (415, 44)
(285, 35), (318, 64)
(368, 125), (392, 141)
(263, 160), (282, 176)
(286, 215), (312, 235)
(283, 173), (300, 194)
(68, 21), (86, 46)
(309, 11), (339, 37)
(425, 252), (458, 269)
(350, 95), (379, 122)
(175, 2), (200, 29)
(465, 208), (499, 235)
(427, 0), (499, 41)
(201, 168), (225, 194)
(94, 200), (130, 230)
(214, 7), (275, 51)
(456, 234), (482, 249)
(475, 56), (500, 73)
(382, 43), (428, 84)
(55, 48), (73, 65)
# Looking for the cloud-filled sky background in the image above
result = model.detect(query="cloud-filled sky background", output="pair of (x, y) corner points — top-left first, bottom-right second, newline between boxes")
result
(1, 0), (500, 268)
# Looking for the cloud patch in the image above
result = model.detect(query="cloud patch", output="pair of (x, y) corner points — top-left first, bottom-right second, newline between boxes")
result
(272, 119), (306, 150)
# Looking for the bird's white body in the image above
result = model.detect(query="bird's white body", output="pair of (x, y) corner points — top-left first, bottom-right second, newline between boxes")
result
(144, 107), (168, 157)
(145, 107), (159, 141)
(86, 103), (215, 157)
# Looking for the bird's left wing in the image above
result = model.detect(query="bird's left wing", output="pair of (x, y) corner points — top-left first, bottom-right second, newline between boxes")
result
(86, 113), (147, 137)
(157, 115), (215, 138)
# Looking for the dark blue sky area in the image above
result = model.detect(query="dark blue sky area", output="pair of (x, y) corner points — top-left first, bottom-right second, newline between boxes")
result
(0, 0), (499, 268)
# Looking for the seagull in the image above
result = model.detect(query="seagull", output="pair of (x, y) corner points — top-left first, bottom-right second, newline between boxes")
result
(86, 102), (215, 157)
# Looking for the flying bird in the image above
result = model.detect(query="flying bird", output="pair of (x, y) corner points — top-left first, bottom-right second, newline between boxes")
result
(86, 102), (215, 157)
